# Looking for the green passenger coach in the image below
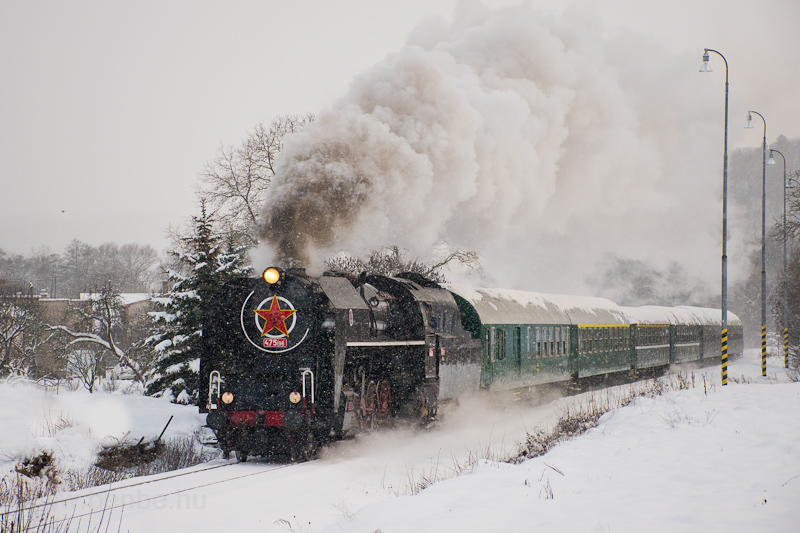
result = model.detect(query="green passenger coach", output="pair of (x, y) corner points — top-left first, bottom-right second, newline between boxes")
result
(445, 285), (743, 393)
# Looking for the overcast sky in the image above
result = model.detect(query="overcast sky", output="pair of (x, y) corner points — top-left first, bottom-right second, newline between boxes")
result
(1, 0), (798, 258)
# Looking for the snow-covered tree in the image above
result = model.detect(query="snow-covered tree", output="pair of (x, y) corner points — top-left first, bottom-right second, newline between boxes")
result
(146, 204), (251, 404)
(0, 294), (48, 376)
(48, 283), (146, 387)
(325, 244), (481, 282)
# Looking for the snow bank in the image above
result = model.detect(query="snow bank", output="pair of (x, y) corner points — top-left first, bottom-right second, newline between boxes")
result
(0, 379), (206, 475)
(324, 355), (799, 532)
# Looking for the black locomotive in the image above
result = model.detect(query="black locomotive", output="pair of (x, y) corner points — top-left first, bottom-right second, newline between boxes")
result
(201, 266), (479, 461)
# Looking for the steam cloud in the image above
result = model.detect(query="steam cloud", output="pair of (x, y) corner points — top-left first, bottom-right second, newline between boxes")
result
(259, 1), (751, 294)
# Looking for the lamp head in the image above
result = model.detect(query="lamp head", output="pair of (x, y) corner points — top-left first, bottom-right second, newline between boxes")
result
(700, 51), (711, 72)
(745, 112), (754, 129)
(768, 150), (776, 165)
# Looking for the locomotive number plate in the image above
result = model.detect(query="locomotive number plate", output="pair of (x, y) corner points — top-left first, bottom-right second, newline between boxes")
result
(263, 338), (288, 348)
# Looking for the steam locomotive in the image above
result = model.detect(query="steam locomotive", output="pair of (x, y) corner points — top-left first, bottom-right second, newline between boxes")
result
(200, 266), (743, 461)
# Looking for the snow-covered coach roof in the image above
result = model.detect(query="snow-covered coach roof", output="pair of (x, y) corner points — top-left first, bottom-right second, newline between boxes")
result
(619, 306), (674, 325)
(446, 285), (629, 326)
(673, 306), (743, 327)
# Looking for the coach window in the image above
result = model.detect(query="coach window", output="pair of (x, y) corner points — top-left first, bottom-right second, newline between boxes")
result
(543, 328), (548, 357)
(496, 328), (506, 361)
(542, 328), (547, 357)
(527, 327), (532, 358)
(556, 328), (561, 355)
(489, 327), (495, 362)
(535, 327), (541, 357)
(562, 327), (568, 354)
(557, 327), (562, 355)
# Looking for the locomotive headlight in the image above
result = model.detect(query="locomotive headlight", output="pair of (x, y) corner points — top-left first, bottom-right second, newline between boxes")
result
(289, 391), (301, 404)
(263, 267), (282, 285)
(221, 392), (234, 404)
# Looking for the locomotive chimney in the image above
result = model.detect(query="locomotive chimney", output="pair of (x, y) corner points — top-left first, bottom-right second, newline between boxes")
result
(276, 254), (306, 273)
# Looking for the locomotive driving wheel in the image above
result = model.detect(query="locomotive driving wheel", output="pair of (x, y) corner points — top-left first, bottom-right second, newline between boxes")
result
(377, 380), (391, 426)
(290, 429), (316, 463)
(364, 381), (379, 430)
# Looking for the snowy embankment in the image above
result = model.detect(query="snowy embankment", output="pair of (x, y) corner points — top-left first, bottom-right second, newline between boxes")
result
(0, 380), (206, 476)
(1, 352), (798, 532)
(331, 355), (800, 533)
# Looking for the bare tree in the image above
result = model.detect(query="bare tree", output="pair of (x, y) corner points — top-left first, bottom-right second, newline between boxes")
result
(66, 347), (105, 392)
(0, 250), (30, 295)
(771, 245), (800, 363)
(781, 170), (800, 239)
(28, 247), (61, 297)
(60, 240), (95, 297)
(0, 294), (43, 376)
(119, 243), (159, 292)
(196, 113), (315, 245)
(590, 256), (714, 308)
(326, 245), (482, 282)
(48, 285), (146, 385)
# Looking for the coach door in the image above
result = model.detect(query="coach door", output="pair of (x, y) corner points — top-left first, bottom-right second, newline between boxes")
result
(490, 326), (521, 387)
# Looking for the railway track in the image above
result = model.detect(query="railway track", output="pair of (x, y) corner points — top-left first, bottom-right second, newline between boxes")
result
(1, 458), (305, 524)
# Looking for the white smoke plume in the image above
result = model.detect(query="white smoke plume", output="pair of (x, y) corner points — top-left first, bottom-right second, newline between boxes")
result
(259, 1), (751, 295)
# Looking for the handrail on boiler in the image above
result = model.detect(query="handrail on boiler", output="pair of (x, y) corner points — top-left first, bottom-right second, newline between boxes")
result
(301, 368), (315, 405)
(208, 370), (221, 409)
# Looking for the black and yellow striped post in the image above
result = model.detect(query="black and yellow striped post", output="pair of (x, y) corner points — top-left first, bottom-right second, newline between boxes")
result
(785, 328), (789, 369)
(761, 325), (767, 377)
(721, 328), (728, 386)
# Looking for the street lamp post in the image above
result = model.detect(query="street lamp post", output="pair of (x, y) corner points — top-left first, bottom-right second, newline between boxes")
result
(768, 148), (788, 368)
(700, 48), (729, 386)
(746, 110), (767, 376)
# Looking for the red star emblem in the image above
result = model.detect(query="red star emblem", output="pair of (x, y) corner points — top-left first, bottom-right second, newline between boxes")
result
(254, 296), (297, 337)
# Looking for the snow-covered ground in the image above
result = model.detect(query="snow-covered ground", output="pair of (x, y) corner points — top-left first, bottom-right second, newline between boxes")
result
(2, 350), (798, 532)
(0, 380), (206, 475)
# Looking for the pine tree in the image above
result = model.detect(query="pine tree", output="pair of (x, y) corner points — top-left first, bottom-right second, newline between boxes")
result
(145, 204), (251, 403)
